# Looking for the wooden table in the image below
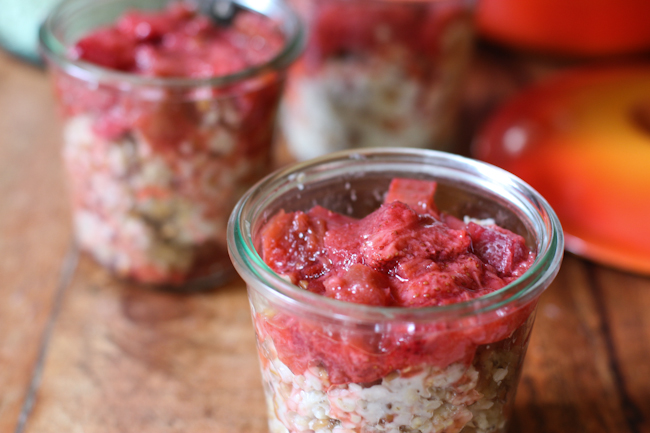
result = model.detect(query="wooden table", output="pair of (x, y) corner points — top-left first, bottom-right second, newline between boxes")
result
(1, 46), (649, 433)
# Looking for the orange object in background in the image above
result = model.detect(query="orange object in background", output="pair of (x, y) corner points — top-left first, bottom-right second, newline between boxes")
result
(476, 0), (650, 57)
(474, 66), (650, 274)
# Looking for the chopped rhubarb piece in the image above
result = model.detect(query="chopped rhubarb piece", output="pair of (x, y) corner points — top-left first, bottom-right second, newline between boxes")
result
(466, 222), (535, 278)
(260, 210), (330, 288)
(324, 264), (391, 305)
(384, 178), (439, 216)
(74, 27), (137, 70)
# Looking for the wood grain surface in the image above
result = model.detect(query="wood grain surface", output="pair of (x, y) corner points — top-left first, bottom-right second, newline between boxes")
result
(1, 44), (649, 433)
(0, 51), (73, 433)
(23, 255), (266, 433)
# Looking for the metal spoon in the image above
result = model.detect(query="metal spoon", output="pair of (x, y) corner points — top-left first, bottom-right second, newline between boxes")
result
(199, 0), (240, 26)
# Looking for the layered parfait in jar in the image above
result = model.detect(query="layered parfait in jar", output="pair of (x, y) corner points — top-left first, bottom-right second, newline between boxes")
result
(39, 0), (303, 288)
(228, 149), (563, 433)
(280, 0), (475, 160)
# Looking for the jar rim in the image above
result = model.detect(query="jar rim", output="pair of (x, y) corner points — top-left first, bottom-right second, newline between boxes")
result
(37, 0), (304, 89)
(228, 148), (564, 323)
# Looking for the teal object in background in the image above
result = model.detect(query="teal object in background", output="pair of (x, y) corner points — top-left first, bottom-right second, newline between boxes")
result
(0, 0), (60, 63)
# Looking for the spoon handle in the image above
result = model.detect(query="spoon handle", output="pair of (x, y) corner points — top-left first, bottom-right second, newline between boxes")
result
(199, 0), (238, 26)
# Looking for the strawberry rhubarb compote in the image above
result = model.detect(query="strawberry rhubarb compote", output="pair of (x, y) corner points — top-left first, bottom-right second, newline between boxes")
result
(40, 0), (302, 288)
(254, 178), (536, 433)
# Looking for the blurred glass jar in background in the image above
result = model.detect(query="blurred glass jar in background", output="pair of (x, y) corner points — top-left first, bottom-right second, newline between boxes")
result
(39, 0), (303, 290)
(280, 0), (475, 161)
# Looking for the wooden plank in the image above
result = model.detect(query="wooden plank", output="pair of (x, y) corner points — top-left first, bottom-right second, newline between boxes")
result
(595, 266), (650, 433)
(0, 52), (74, 432)
(511, 254), (631, 433)
(23, 256), (267, 433)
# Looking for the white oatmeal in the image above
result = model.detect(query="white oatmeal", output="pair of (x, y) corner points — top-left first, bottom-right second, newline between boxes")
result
(63, 104), (268, 285)
(257, 333), (519, 433)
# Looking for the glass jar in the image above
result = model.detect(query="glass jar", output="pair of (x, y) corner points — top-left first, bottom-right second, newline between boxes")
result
(280, 0), (476, 161)
(39, 0), (304, 290)
(228, 148), (563, 433)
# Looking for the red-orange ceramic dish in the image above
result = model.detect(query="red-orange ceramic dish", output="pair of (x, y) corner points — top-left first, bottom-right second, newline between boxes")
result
(474, 66), (650, 274)
(475, 0), (650, 57)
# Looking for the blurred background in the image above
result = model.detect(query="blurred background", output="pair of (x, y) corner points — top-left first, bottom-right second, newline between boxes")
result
(1, 1), (650, 433)
(3, 0), (650, 276)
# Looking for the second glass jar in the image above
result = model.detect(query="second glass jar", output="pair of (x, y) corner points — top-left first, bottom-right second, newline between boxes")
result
(280, 0), (476, 160)
(39, 0), (304, 289)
